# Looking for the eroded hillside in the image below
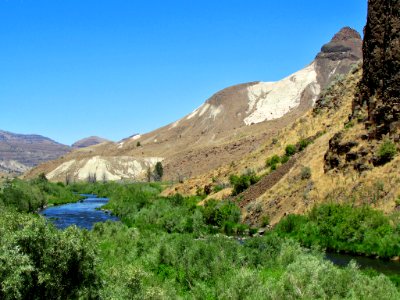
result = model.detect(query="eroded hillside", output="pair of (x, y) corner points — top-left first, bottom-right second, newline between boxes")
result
(164, 65), (399, 226)
(26, 27), (362, 183)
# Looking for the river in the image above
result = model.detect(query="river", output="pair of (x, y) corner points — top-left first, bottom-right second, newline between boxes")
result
(325, 252), (400, 276)
(40, 194), (119, 229)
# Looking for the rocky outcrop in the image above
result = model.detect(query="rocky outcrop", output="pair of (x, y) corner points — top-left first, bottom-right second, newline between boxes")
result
(353, 0), (400, 139)
(315, 27), (362, 88)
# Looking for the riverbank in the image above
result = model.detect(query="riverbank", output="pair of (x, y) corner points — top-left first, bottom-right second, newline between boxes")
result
(1, 180), (399, 298)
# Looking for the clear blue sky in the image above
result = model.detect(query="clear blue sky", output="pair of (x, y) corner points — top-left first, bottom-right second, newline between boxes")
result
(0, 0), (367, 145)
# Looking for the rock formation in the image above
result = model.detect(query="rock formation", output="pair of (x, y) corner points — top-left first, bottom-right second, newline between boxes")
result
(324, 0), (400, 173)
(315, 27), (362, 88)
(353, 0), (400, 139)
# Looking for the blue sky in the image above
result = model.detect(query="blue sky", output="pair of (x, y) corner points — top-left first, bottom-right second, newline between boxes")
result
(0, 0), (367, 145)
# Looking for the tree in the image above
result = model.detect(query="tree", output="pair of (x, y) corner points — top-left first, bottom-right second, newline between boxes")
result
(154, 162), (163, 181)
(87, 173), (97, 183)
(102, 173), (108, 183)
(65, 173), (72, 186)
(37, 173), (48, 183)
(146, 167), (152, 182)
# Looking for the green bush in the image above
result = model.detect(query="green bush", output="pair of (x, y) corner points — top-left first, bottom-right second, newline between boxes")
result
(266, 155), (281, 167)
(0, 209), (99, 299)
(298, 138), (312, 151)
(261, 215), (270, 227)
(203, 199), (241, 229)
(285, 144), (297, 156)
(213, 184), (225, 193)
(0, 179), (46, 212)
(229, 170), (259, 196)
(377, 140), (397, 164)
(280, 154), (290, 164)
(270, 252), (400, 299)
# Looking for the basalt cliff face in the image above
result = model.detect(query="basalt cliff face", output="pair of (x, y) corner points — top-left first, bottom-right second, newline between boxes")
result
(353, 0), (400, 139)
(324, 0), (400, 173)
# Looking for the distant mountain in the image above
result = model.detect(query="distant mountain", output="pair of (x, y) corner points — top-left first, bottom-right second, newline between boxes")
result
(27, 27), (362, 182)
(72, 136), (110, 149)
(0, 130), (71, 174)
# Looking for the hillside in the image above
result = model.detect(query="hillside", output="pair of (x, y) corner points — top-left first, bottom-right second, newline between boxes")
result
(163, 0), (400, 225)
(72, 136), (110, 149)
(26, 27), (362, 183)
(0, 130), (71, 174)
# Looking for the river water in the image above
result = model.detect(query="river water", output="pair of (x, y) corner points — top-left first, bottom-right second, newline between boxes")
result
(40, 194), (119, 229)
(325, 252), (400, 276)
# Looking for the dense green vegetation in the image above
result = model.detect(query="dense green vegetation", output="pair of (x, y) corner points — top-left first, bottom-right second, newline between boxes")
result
(275, 203), (400, 258)
(0, 176), (81, 212)
(0, 179), (399, 299)
(0, 208), (99, 299)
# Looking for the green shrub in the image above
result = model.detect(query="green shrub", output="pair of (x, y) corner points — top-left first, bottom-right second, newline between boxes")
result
(298, 138), (312, 151)
(280, 154), (290, 164)
(213, 184), (224, 193)
(285, 144), (297, 156)
(270, 253), (400, 299)
(229, 170), (259, 196)
(300, 166), (312, 180)
(266, 155), (281, 167)
(261, 215), (270, 227)
(377, 140), (397, 164)
(0, 209), (100, 299)
(203, 199), (241, 229)
(0, 179), (46, 212)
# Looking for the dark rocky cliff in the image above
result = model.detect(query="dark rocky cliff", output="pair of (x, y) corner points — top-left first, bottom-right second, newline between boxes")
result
(315, 27), (362, 88)
(353, 0), (400, 139)
(324, 0), (400, 173)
